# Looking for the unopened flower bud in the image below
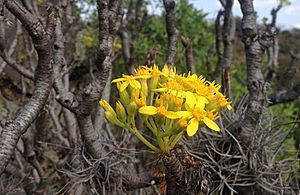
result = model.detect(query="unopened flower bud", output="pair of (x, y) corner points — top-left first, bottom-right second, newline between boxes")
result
(105, 111), (124, 127)
(99, 99), (115, 113)
(117, 83), (130, 105)
(116, 101), (127, 122)
(140, 79), (148, 96)
(127, 101), (137, 116)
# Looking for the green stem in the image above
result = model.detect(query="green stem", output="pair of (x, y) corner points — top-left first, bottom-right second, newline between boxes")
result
(144, 119), (157, 135)
(169, 130), (185, 149)
(126, 125), (161, 153)
(156, 127), (168, 153)
(150, 92), (154, 106)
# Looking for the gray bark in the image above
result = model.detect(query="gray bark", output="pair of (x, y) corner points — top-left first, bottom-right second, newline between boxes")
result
(163, 0), (179, 66)
(238, 0), (275, 146)
(0, 0), (57, 174)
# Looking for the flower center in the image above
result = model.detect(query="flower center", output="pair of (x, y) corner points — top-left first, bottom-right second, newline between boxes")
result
(135, 96), (146, 107)
(178, 118), (187, 128)
(157, 105), (168, 117)
(193, 107), (206, 121)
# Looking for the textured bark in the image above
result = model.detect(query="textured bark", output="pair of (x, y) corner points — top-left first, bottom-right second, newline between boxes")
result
(181, 36), (196, 74)
(53, 16), (78, 153)
(238, 0), (275, 146)
(162, 146), (211, 195)
(265, 4), (282, 81)
(75, 1), (122, 158)
(215, 0), (235, 97)
(0, 0), (57, 175)
(93, 68), (112, 131)
(163, 151), (185, 195)
(163, 0), (179, 66)
(215, 10), (223, 77)
(221, 0), (235, 97)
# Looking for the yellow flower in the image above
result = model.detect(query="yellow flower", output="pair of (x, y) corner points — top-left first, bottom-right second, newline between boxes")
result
(178, 117), (188, 128)
(214, 92), (232, 110)
(139, 105), (179, 119)
(135, 95), (147, 107)
(143, 65), (166, 89)
(162, 64), (176, 78)
(177, 94), (220, 136)
(100, 64), (231, 153)
(112, 75), (149, 92)
(116, 82), (130, 104)
(134, 67), (151, 96)
(135, 66), (152, 77)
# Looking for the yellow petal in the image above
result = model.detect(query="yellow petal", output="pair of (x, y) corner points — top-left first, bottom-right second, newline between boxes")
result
(187, 118), (199, 136)
(176, 111), (192, 118)
(198, 96), (209, 104)
(120, 82), (129, 92)
(203, 117), (220, 131)
(227, 104), (232, 110)
(138, 106), (157, 115)
(165, 111), (179, 119)
(130, 80), (141, 89)
(185, 91), (196, 109)
(152, 88), (167, 92)
(112, 77), (125, 83)
(136, 75), (151, 79)
(195, 100), (205, 110)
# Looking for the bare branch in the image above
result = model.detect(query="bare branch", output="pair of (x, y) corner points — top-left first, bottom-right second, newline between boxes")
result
(73, 0), (123, 159)
(215, 10), (223, 76)
(269, 52), (300, 105)
(181, 36), (195, 74)
(214, 0), (235, 97)
(145, 44), (161, 66)
(0, 21), (22, 74)
(119, 0), (146, 74)
(0, 0), (57, 174)
(269, 82), (300, 105)
(277, 51), (300, 90)
(163, 0), (179, 66)
(265, 3), (282, 81)
(238, 0), (275, 146)
(0, 54), (34, 80)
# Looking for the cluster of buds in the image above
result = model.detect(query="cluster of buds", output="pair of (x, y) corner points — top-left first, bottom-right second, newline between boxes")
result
(100, 65), (231, 154)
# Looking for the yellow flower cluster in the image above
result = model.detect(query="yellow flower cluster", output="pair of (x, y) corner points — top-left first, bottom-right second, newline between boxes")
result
(99, 65), (231, 154)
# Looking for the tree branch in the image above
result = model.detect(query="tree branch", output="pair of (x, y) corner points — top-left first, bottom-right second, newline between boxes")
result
(0, 0), (57, 175)
(238, 0), (275, 146)
(181, 36), (195, 73)
(163, 0), (179, 66)
(268, 51), (300, 105)
(269, 82), (300, 105)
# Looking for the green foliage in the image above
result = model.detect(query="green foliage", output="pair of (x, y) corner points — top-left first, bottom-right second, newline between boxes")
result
(231, 65), (248, 96)
(134, 0), (214, 74)
(175, 0), (213, 72)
